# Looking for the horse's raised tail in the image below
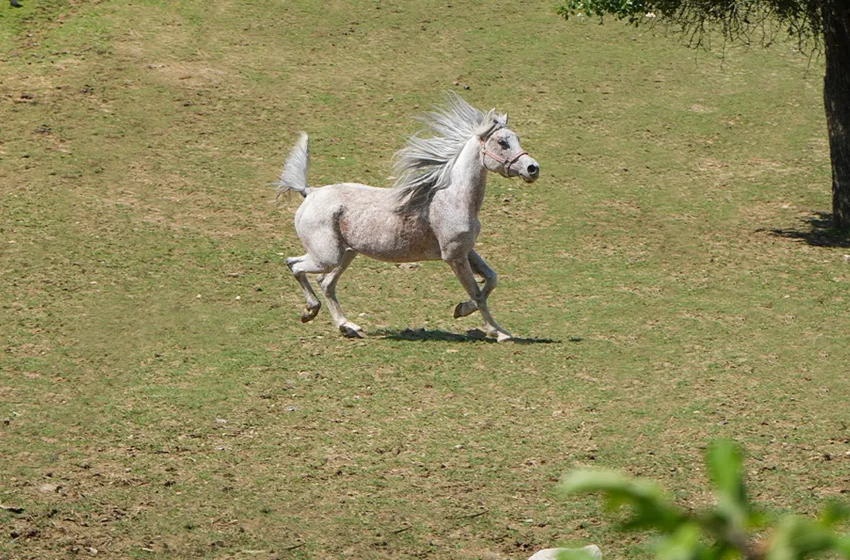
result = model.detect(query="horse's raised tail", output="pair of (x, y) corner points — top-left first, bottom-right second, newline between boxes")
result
(274, 132), (312, 201)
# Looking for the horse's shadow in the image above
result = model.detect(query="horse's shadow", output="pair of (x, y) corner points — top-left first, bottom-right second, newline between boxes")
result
(375, 327), (563, 344)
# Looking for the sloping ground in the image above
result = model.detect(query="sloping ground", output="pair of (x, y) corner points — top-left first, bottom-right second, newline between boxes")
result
(1, 1), (848, 559)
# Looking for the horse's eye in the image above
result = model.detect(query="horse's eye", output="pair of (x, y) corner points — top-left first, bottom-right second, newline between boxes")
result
(498, 139), (509, 149)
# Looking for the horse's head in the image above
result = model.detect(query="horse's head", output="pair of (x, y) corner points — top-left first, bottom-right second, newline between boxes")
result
(479, 115), (540, 183)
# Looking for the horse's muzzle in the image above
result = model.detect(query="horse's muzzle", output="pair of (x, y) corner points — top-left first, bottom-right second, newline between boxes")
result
(518, 156), (540, 183)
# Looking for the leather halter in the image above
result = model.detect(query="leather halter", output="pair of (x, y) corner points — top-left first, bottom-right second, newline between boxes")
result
(481, 146), (528, 171)
(482, 148), (527, 166)
(479, 123), (527, 173)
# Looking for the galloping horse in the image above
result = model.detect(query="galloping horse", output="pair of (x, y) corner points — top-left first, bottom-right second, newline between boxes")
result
(275, 94), (540, 341)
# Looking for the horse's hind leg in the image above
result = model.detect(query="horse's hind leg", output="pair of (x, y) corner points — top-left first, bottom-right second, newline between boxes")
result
(453, 250), (497, 320)
(286, 254), (331, 323)
(318, 249), (362, 338)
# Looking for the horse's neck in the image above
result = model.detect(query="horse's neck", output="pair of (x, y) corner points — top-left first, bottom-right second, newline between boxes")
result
(447, 137), (488, 216)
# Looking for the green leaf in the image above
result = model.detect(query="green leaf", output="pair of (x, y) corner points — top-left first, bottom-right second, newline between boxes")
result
(819, 500), (850, 527)
(560, 470), (661, 497)
(656, 523), (705, 560)
(706, 440), (749, 529)
(834, 536), (850, 558)
(559, 470), (686, 531)
(767, 515), (841, 560)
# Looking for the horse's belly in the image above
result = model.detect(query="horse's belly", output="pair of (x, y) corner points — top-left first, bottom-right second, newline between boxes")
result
(342, 214), (441, 263)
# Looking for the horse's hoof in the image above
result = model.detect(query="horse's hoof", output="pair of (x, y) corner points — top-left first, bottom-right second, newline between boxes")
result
(453, 301), (477, 318)
(486, 326), (512, 342)
(340, 323), (364, 338)
(301, 304), (320, 323)
(496, 332), (513, 343)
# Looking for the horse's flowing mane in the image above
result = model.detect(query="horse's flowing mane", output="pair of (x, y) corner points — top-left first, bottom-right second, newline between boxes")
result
(392, 93), (506, 214)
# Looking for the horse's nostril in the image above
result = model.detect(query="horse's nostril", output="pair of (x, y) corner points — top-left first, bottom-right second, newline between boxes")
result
(528, 164), (539, 175)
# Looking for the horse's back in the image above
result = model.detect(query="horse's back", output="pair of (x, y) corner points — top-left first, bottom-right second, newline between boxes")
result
(302, 182), (391, 206)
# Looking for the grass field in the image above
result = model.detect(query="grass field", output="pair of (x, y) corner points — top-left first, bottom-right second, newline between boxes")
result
(2, 1), (849, 559)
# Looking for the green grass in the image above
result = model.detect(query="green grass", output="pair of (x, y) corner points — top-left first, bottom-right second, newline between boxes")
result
(1, 1), (848, 559)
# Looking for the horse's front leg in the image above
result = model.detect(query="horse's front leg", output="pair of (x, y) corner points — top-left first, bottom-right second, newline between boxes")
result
(453, 250), (497, 318)
(447, 256), (512, 342)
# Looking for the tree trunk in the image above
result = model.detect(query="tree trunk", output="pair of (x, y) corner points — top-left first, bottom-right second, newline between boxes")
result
(823, 3), (850, 230)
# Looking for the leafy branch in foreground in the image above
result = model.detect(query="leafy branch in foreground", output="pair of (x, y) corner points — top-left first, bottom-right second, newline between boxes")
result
(558, 440), (850, 560)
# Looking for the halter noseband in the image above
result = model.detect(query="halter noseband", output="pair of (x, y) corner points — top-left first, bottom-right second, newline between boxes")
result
(481, 146), (528, 171)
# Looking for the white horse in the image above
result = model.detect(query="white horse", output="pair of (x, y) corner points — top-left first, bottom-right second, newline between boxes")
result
(274, 94), (540, 341)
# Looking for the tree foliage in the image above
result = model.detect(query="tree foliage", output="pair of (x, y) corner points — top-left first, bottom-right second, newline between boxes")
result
(558, 440), (850, 560)
(556, 0), (826, 51)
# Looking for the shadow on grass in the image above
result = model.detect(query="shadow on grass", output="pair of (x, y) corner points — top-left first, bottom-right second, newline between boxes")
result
(375, 327), (565, 345)
(766, 212), (850, 248)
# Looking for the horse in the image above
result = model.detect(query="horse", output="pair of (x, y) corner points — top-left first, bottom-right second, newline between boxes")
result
(274, 93), (540, 341)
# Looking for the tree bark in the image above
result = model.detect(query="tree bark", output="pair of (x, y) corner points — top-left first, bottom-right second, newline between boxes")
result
(823, 3), (850, 230)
